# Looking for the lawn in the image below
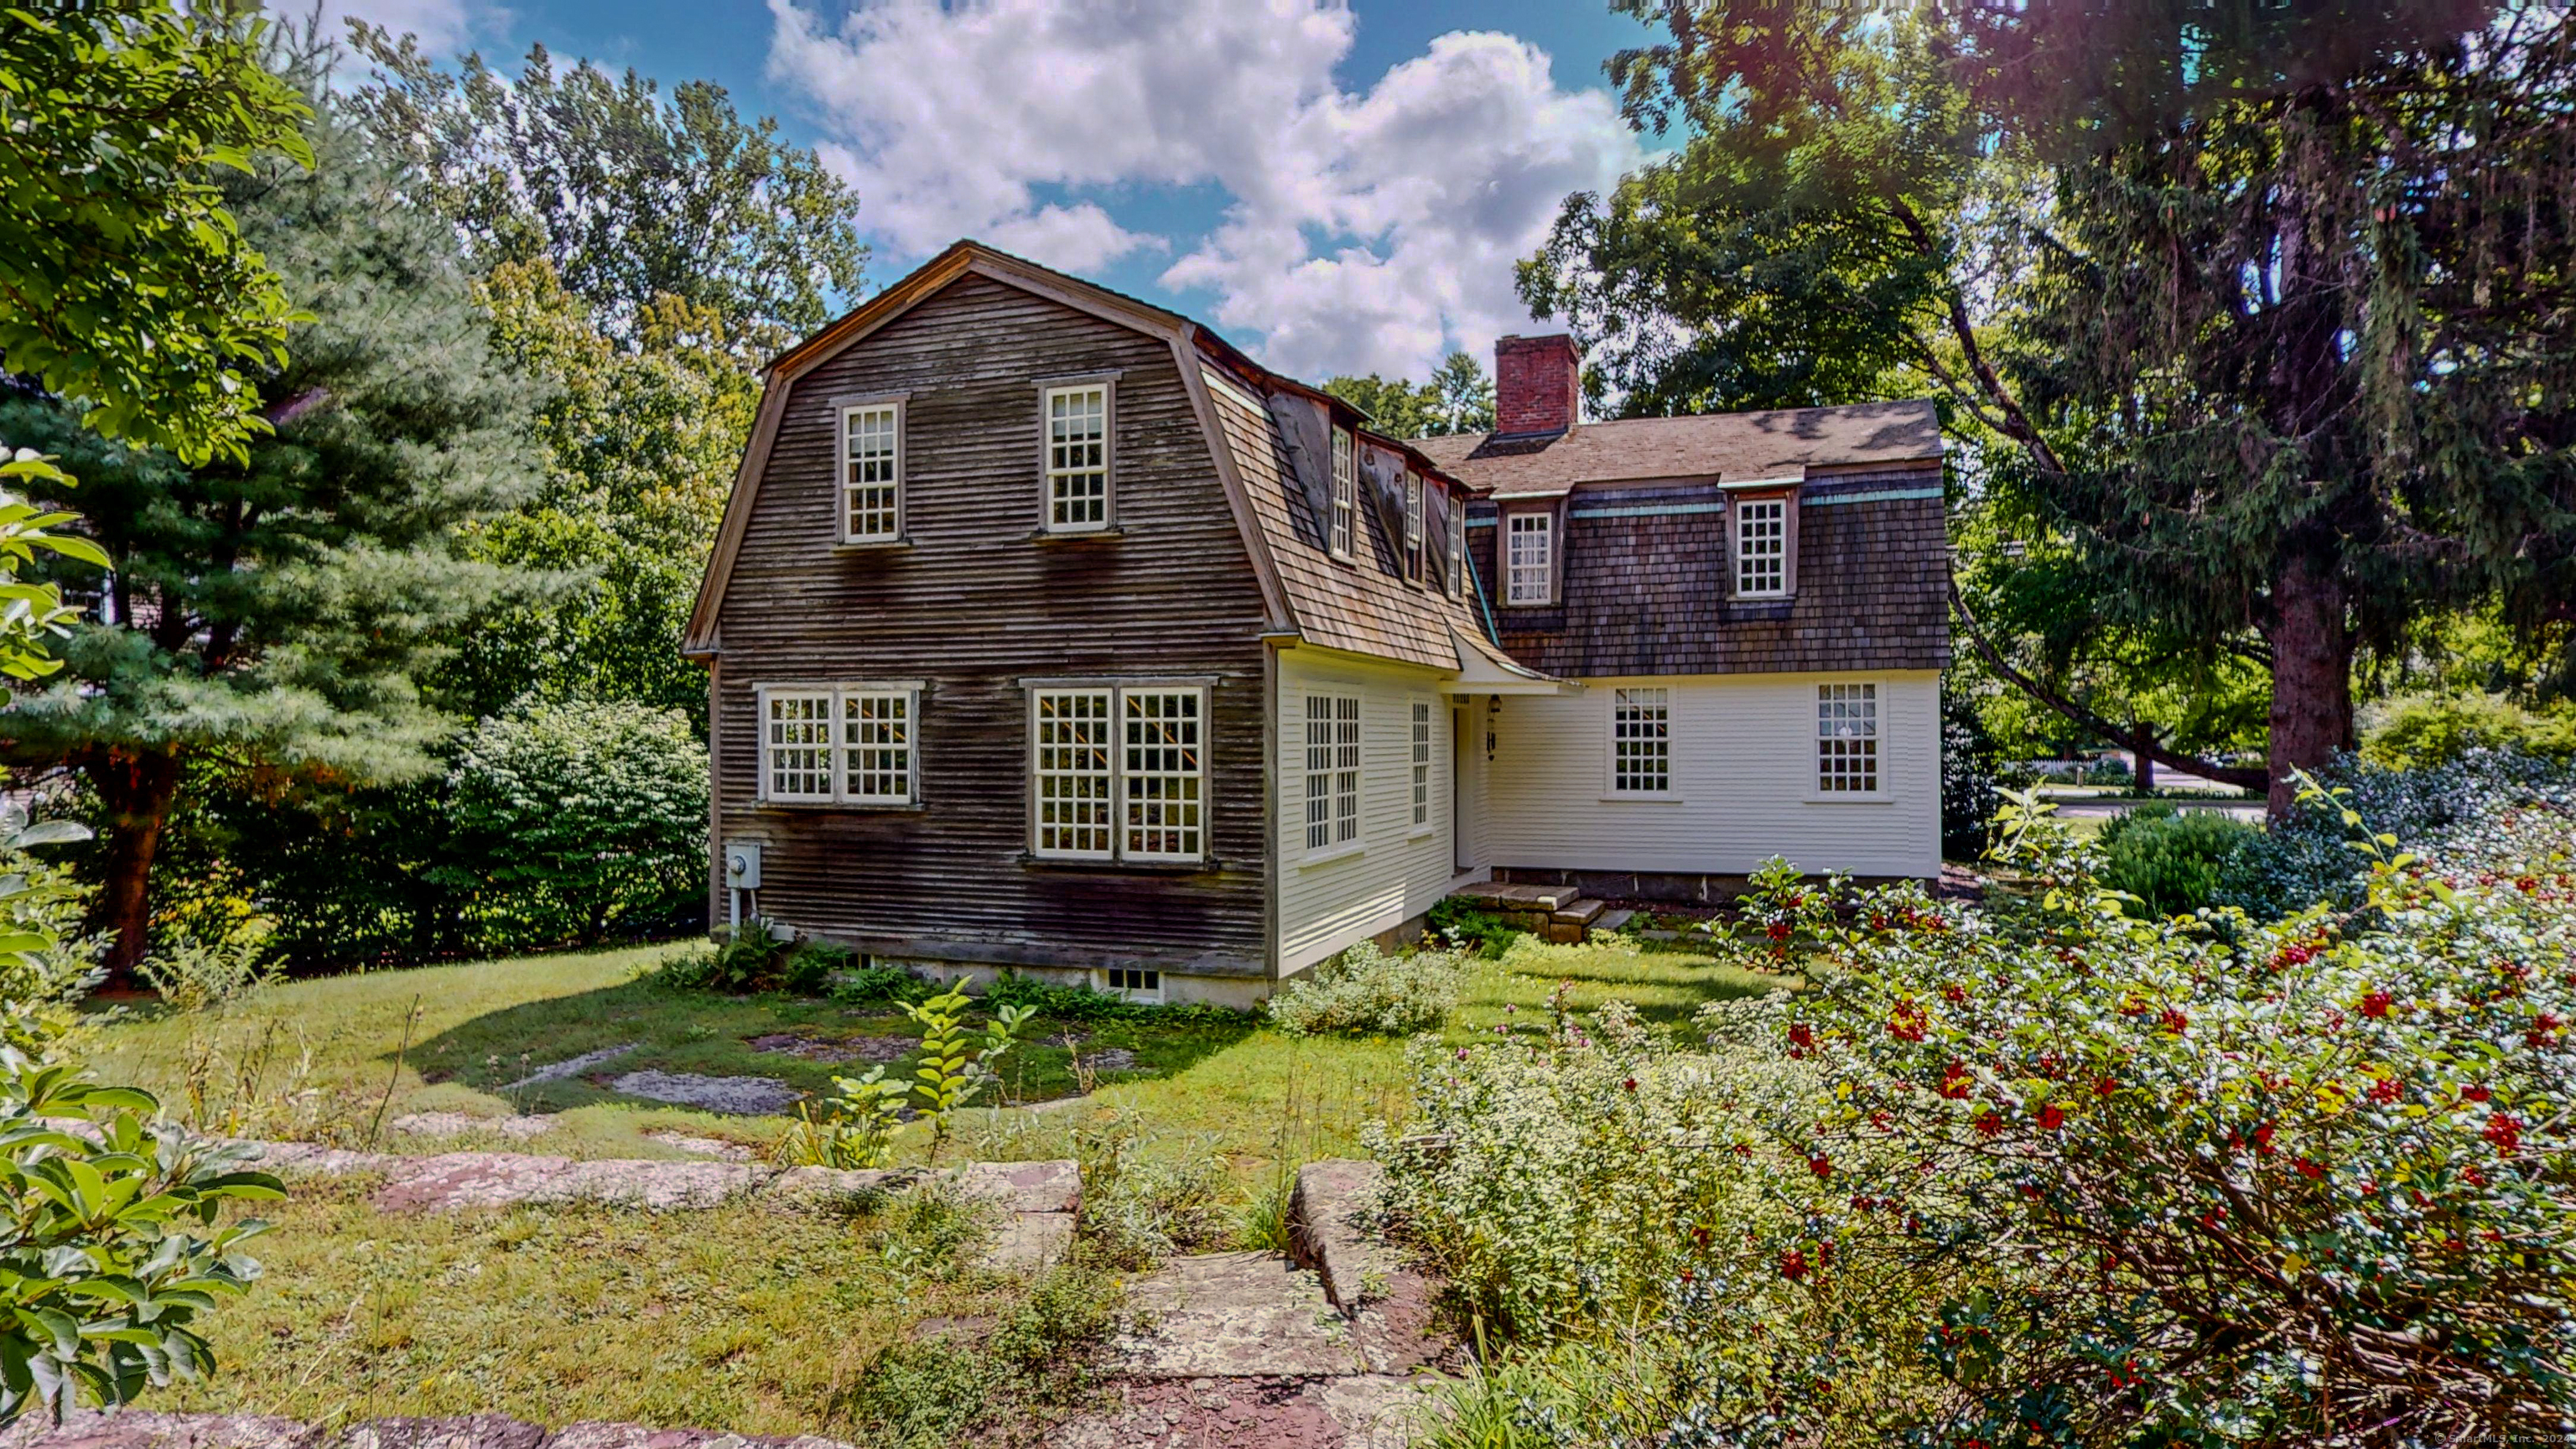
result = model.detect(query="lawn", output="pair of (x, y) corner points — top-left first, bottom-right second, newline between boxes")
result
(77, 928), (1789, 1438)
(145, 1174), (1124, 1441)
(80, 930), (1788, 1169)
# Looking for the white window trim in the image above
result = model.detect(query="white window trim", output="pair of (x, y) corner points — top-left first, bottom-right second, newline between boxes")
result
(1504, 510), (1555, 607)
(1810, 679), (1889, 802)
(1403, 471), (1424, 584)
(1446, 491), (1466, 600)
(1732, 492), (1793, 600)
(1300, 691), (1364, 863)
(839, 399), (906, 545)
(756, 682), (924, 806)
(1040, 379), (1116, 534)
(1026, 683), (1213, 863)
(1328, 427), (1357, 561)
(1409, 699), (1435, 834)
(1605, 685), (1679, 801)
(1098, 966), (1163, 1002)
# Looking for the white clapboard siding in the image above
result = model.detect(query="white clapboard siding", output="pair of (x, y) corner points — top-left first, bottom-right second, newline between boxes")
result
(1275, 650), (1460, 974)
(1482, 672), (1941, 878)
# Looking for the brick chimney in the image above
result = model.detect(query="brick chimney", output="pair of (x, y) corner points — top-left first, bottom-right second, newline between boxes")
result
(1494, 333), (1580, 437)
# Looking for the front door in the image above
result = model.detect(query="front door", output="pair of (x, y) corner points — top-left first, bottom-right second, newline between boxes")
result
(1452, 704), (1472, 874)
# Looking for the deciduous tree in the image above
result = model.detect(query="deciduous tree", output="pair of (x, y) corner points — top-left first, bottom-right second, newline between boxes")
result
(0, 0), (311, 465)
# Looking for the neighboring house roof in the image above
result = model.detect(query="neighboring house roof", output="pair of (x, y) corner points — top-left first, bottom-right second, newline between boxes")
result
(1413, 399), (1942, 496)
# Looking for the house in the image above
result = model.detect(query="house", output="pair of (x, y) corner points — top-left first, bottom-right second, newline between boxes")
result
(683, 242), (1949, 1007)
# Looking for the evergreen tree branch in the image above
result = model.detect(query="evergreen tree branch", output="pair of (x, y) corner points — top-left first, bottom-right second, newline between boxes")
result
(1950, 579), (2267, 791)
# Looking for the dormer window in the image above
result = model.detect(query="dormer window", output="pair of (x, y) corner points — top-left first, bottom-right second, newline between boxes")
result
(1447, 492), (1466, 600)
(1329, 428), (1356, 559)
(1735, 496), (1789, 597)
(1505, 511), (1554, 606)
(1403, 471), (1424, 583)
(842, 402), (903, 543)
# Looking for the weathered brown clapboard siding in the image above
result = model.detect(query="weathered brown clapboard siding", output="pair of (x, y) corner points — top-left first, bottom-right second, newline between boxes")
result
(709, 273), (1272, 972)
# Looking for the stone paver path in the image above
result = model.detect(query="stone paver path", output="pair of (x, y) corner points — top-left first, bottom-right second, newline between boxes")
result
(603, 1071), (799, 1115)
(500, 1045), (639, 1091)
(1054, 1160), (1456, 1446)
(391, 1113), (556, 1141)
(230, 1140), (1078, 1270)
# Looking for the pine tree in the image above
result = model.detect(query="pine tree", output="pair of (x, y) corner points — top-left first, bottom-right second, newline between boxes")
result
(1526, 0), (2576, 812)
(0, 97), (541, 970)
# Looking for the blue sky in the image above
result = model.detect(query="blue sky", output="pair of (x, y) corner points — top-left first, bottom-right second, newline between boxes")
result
(327, 0), (1665, 380)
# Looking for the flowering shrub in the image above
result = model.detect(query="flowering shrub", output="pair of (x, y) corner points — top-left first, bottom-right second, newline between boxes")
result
(1266, 941), (1468, 1036)
(1394, 782), (2576, 1446)
(2220, 747), (2576, 918)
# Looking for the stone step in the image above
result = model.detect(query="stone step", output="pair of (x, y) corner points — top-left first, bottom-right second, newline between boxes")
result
(1595, 908), (1637, 934)
(1110, 1252), (1367, 1378)
(1553, 897), (1606, 927)
(1452, 883), (1580, 913)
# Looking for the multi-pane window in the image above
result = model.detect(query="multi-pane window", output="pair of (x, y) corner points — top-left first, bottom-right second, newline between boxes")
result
(764, 692), (834, 802)
(1103, 967), (1161, 1000)
(1612, 688), (1670, 795)
(1737, 496), (1788, 595)
(843, 403), (901, 543)
(1121, 690), (1204, 861)
(1045, 384), (1109, 531)
(761, 684), (919, 804)
(1303, 694), (1361, 853)
(1818, 683), (1880, 793)
(1033, 689), (1115, 857)
(1447, 498), (1466, 599)
(1329, 428), (1357, 559)
(1403, 472), (1424, 582)
(1507, 512), (1553, 605)
(842, 691), (913, 802)
(1411, 701), (1432, 827)
(1031, 685), (1210, 862)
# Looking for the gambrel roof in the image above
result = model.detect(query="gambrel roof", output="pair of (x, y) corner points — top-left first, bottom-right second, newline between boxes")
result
(685, 241), (1507, 681)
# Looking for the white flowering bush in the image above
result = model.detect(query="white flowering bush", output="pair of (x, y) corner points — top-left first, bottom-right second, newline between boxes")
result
(1397, 781), (2576, 1446)
(1369, 994), (1825, 1338)
(1266, 941), (1469, 1036)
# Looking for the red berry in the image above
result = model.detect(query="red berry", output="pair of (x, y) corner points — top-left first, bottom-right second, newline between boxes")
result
(2485, 1112), (2523, 1156)
(1779, 1248), (1808, 1280)
(2361, 991), (2393, 1019)
(1809, 1153), (1832, 1179)
(2295, 1158), (2324, 1180)
(2038, 1104), (2065, 1130)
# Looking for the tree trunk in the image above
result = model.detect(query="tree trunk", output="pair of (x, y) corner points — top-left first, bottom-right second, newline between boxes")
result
(88, 749), (184, 980)
(2131, 722), (2157, 794)
(2265, 553), (2356, 818)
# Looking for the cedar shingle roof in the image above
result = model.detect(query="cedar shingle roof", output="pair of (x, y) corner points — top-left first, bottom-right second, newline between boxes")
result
(1198, 364), (1493, 672)
(1414, 400), (1941, 496)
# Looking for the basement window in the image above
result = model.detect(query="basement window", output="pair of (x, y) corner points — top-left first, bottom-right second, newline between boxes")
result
(1101, 966), (1162, 1002)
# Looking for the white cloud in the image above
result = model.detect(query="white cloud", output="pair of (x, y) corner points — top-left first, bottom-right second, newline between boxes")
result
(316, 0), (497, 57)
(766, 0), (1642, 380)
